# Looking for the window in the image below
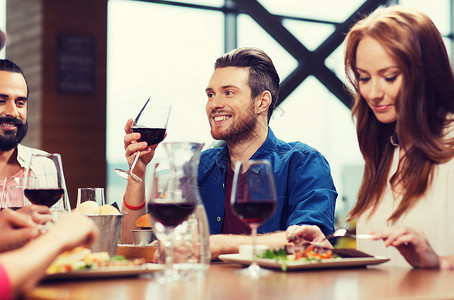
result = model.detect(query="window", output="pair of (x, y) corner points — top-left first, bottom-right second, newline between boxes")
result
(107, 0), (454, 225)
(107, 1), (223, 203)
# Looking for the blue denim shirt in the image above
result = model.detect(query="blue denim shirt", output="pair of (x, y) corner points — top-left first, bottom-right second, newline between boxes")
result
(197, 128), (337, 236)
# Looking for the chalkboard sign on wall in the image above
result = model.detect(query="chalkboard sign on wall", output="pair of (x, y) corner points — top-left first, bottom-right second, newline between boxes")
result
(57, 33), (95, 94)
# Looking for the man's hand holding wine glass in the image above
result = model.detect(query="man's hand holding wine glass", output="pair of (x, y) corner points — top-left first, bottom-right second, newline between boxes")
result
(115, 97), (171, 183)
(122, 118), (162, 180)
(16, 205), (52, 226)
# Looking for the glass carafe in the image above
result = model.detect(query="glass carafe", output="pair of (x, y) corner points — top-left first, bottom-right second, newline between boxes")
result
(161, 142), (210, 277)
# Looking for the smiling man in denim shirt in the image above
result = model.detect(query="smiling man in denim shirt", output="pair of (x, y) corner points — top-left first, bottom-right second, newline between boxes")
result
(121, 48), (337, 257)
(200, 47), (337, 258)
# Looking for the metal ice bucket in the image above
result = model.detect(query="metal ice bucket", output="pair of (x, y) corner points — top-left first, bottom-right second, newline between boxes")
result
(88, 215), (123, 256)
(131, 229), (156, 246)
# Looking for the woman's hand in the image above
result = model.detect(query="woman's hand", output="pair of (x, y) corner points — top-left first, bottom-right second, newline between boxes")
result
(44, 211), (99, 252)
(372, 225), (440, 268)
(0, 209), (41, 252)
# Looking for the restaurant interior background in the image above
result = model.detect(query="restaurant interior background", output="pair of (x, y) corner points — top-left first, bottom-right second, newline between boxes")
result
(0, 0), (452, 228)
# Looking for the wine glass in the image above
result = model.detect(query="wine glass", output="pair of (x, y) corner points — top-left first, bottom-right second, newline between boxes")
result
(231, 159), (278, 278)
(162, 142), (210, 279)
(76, 187), (105, 207)
(114, 97), (171, 183)
(23, 153), (70, 220)
(148, 157), (197, 282)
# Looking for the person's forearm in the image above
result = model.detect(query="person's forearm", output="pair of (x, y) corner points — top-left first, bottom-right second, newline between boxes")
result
(439, 256), (454, 269)
(121, 181), (147, 244)
(210, 231), (287, 259)
(256, 231), (288, 248)
(0, 234), (64, 297)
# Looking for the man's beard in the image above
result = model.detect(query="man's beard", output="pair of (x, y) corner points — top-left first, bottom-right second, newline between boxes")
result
(0, 117), (28, 151)
(210, 105), (258, 145)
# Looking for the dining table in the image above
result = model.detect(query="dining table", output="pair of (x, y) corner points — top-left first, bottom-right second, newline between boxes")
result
(23, 260), (454, 300)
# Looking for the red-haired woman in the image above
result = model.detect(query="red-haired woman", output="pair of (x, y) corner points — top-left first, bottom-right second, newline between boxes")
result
(287, 5), (454, 268)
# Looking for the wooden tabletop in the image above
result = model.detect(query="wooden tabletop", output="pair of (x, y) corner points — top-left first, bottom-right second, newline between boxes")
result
(24, 262), (454, 300)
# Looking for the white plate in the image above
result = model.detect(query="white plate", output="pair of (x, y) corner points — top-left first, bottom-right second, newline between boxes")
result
(43, 263), (165, 280)
(218, 254), (389, 271)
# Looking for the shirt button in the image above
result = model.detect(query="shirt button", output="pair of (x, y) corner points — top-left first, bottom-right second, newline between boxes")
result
(217, 217), (221, 222)
(222, 183), (225, 188)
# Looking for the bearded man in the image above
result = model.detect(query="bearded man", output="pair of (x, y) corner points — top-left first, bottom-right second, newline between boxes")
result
(197, 48), (337, 257)
(120, 48), (337, 258)
(0, 59), (53, 183)
(0, 59), (53, 230)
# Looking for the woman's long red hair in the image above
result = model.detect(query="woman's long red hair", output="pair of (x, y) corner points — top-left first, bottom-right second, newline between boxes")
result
(344, 6), (454, 222)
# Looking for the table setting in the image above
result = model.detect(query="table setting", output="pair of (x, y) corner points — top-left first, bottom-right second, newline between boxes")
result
(5, 98), (451, 300)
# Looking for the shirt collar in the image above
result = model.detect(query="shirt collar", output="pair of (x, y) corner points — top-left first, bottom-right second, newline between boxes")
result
(16, 144), (28, 168)
(214, 126), (276, 170)
(250, 127), (277, 161)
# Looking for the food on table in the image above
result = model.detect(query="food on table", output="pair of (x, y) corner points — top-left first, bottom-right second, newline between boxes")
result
(260, 244), (336, 263)
(46, 246), (145, 274)
(76, 202), (120, 215)
(239, 244), (269, 260)
(295, 245), (335, 260)
(135, 214), (152, 229)
(77, 201), (101, 215)
(259, 243), (373, 271)
(99, 204), (121, 215)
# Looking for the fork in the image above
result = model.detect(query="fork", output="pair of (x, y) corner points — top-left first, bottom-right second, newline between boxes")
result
(323, 228), (373, 241)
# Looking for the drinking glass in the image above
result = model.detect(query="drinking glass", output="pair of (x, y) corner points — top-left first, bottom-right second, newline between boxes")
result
(114, 97), (171, 183)
(77, 187), (105, 207)
(23, 153), (70, 220)
(148, 158), (197, 282)
(1, 177), (26, 210)
(231, 159), (278, 278)
(162, 142), (210, 279)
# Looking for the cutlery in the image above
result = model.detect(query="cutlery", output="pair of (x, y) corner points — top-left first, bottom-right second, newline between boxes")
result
(323, 228), (373, 241)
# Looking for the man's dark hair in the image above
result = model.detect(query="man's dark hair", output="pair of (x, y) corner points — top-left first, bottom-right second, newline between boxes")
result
(214, 47), (280, 123)
(0, 59), (29, 97)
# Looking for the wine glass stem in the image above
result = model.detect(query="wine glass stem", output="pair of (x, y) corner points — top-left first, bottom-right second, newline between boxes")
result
(251, 224), (258, 268)
(129, 151), (140, 174)
(163, 239), (174, 276)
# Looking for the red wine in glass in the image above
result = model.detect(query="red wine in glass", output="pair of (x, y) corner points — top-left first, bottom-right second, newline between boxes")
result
(131, 126), (166, 145)
(147, 201), (195, 227)
(6, 207), (22, 211)
(24, 188), (65, 208)
(232, 201), (276, 226)
(0, 207), (21, 211)
(231, 160), (278, 278)
(114, 97), (171, 183)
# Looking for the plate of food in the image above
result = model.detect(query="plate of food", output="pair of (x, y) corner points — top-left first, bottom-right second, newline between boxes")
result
(219, 244), (389, 271)
(43, 247), (164, 280)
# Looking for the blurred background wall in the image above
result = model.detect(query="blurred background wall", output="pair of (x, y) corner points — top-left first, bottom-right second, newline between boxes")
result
(3, 0), (106, 208)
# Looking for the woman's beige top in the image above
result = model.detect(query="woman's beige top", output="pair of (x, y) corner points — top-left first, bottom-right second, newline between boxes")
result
(357, 123), (454, 267)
